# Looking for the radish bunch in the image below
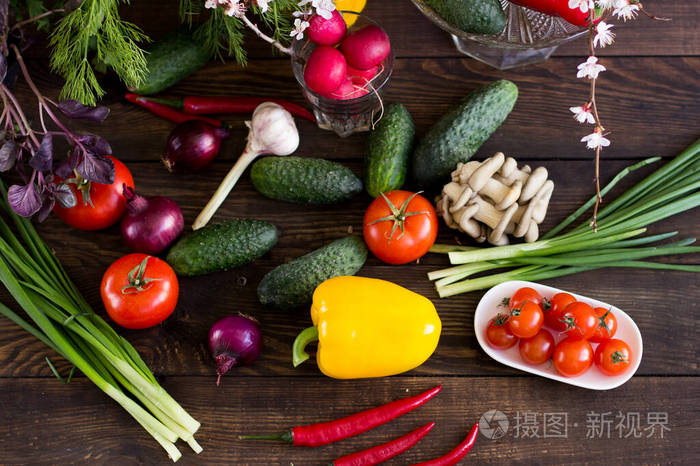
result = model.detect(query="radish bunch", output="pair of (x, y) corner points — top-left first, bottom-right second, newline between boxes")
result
(303, 11), (391, 101)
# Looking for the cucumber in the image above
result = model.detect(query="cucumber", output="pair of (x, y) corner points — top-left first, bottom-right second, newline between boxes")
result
(130, 29), (211, 95)
(166, 219), (277, 276)
(251, 156), (363, 204)
(257, 236), (367, 309)
(364, 103), (415, 198)
(412, 79), (518, 187)
(423, 0), (507, 35)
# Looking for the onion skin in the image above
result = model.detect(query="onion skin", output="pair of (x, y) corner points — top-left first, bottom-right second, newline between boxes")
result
(162, 120), (230, 172)
(121, 187), (184, 254)
(209, 314), (262, 386)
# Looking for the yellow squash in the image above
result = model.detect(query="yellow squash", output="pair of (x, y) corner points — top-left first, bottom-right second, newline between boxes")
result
(292, 276), (441, 379)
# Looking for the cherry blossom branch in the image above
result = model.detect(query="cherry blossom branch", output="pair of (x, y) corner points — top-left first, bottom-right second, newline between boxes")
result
(10, 8), (65, 31)
(240, 14), (292, 55)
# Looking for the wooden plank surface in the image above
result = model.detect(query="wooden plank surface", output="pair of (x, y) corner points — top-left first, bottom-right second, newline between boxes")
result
(1, 377), (698, 465)
(1, 0), (699, 464)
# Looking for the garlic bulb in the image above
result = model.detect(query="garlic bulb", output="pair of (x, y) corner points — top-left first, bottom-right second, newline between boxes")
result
(193, 103), (300, 230)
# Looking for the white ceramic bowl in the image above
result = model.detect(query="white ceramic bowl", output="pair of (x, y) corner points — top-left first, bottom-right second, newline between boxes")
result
(475, 280), (643, 390)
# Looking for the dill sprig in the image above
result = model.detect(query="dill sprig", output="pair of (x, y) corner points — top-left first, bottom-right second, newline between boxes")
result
(48, 0), (148, 105)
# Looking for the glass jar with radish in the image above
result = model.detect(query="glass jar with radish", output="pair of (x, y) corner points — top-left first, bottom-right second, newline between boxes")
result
(291, 11), (394, 137)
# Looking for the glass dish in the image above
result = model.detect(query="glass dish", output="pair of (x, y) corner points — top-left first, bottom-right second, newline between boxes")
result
(410, 0), (587, 69)
(291, 11), (394, 137)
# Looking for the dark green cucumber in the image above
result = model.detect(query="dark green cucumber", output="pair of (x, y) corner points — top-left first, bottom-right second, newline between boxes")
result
(166, 219), (277, 276)
(364, 103), (415, 198)
(250, 156), (362, 204)
(412, 79), (518, 187)
(423, 0), (507, 35)
(257, 236), (367, 309)
(130, 29), (211, 95)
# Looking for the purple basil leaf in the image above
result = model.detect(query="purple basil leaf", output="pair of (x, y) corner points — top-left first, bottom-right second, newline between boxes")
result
(0, 140), (18, 171)
(76, 133), (112, 155)
(77, 152), (115, 184)
(8, 182), (42, 218)
(36, 196), (55, 222)
(29, 134), (53, 171)
(58, 100), (110, 122)
(55, 146), (81, 178)
(52, 183), (77, 208)
(0, 54), (6, 83)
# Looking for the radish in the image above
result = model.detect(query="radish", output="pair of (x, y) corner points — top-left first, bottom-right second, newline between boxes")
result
(307, 10), (347, 46)
(341, 25), (391, 70)
(347, 65), (378, 86)
(304, 46), (347, 95)
(323, 78), (369, 100)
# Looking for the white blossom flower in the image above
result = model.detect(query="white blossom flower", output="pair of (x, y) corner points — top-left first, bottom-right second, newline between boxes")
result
(293, 8), (312, 18)
(613, 0), (639, 21)
(290, 18), (310, 40)
(256, 0), (272, 14)
(298, 0), (335, 20)
(204, 0), (218, 9)
(568, 0), (594, 14)
(577, 56), (606, 79)
(222, 0), (246, 17)
(593, 21), (615, 48)
(581, 128), (611, 149)
(570, 104), (596, 124)
(595, 0), (617, 9)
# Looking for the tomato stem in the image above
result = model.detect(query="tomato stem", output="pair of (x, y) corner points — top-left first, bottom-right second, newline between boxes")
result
(366, 191), (428, 243)
(121, 256), (162, 294)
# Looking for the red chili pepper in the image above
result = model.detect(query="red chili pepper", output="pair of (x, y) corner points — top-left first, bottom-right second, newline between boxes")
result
(241, 385), (441, 447)
(411, 422), (479, 466)
(331, 422), (435, 466)
(508, 0), (602, 27)
(134, 95), (316, 123)
(124, 93), (222, 127)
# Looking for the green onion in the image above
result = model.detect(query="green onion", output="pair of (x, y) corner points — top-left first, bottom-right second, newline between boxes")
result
(428, 139), (700, 296)
(0, 181), (200, 461)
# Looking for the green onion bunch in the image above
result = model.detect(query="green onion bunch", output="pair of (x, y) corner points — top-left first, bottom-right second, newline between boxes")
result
(429, 138), (700, 297)
(0, 181), (200, 461)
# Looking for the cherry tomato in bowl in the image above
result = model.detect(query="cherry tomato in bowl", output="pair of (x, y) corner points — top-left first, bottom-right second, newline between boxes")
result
(519, 328), (555, 365)
(590, 307), (618, 343)
(553, 337), (593, 377)
(363, 190), (437, 265)
(507, 300), (543, 338)
(543, 292), (576, 331)
(506, 286), (543, 310)
(485, 314), (518, 349)
(54, 156), (134, 230)
(595, 339), (632, 376)
(101, 253), (178, 329)
(560, 301), (597, 339)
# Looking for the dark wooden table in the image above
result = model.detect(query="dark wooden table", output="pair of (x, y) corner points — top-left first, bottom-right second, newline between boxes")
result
(1, 1), (699, 464)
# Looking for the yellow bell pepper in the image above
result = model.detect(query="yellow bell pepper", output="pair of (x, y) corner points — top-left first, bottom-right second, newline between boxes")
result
(292, 276), (441, 379)
(335, 0), (367, 27)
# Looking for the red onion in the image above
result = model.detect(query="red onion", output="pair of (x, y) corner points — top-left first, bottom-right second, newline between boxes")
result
(209, 314), (262, 386)
(121, 186), (184, 254)
(162, 120), (229, 172)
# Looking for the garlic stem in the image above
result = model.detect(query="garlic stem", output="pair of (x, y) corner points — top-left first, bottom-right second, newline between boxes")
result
(193, 149), (259, 230)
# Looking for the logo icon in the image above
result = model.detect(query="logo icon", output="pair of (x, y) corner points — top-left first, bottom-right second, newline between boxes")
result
(480, 409), (509, 439)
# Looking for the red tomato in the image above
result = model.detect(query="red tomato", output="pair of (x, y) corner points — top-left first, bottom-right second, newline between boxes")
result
(486, 314), (518, 349)
(553, 337), (594, 377)
(560, 301), (597, 339)
(589, 307), (618, 343)
(101, 253), (178, 329)
(363, 190), (438, 265)
(507, 301), (543, 339)
(543, 292), (577, 332)
(507, 287), (543, 311)
(518, 328), (555, 365)
(595, 339), (632, 376)
(54, 156), (134, 230)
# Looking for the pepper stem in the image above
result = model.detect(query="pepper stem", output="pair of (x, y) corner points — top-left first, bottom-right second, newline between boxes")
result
(292, 326), (318, 368)
(137, 95), (185, 110)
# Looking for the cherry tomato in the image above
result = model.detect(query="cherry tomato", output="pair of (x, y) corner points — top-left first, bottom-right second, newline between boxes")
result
(101, 253), (178, 329)
(54, 156), (134, 231)
(507, 286), (543, 311)
(363, 190), (438, 265)
(552, 337), (593, 377)
(560, 301), (597, 339)
(590, 307), (618, 343)
(507, 301), (543, 339)
(595, 339), (632, 376)
(519, 328), (555, 365)
(543, 292), (577, 332)
(486, 314), (518, 349)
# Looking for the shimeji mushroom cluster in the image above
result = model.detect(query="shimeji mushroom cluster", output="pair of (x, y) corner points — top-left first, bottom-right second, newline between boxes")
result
(436, 153), (554, 245)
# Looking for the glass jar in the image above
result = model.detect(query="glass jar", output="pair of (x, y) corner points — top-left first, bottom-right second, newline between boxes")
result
(291, 11), (394, 137)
